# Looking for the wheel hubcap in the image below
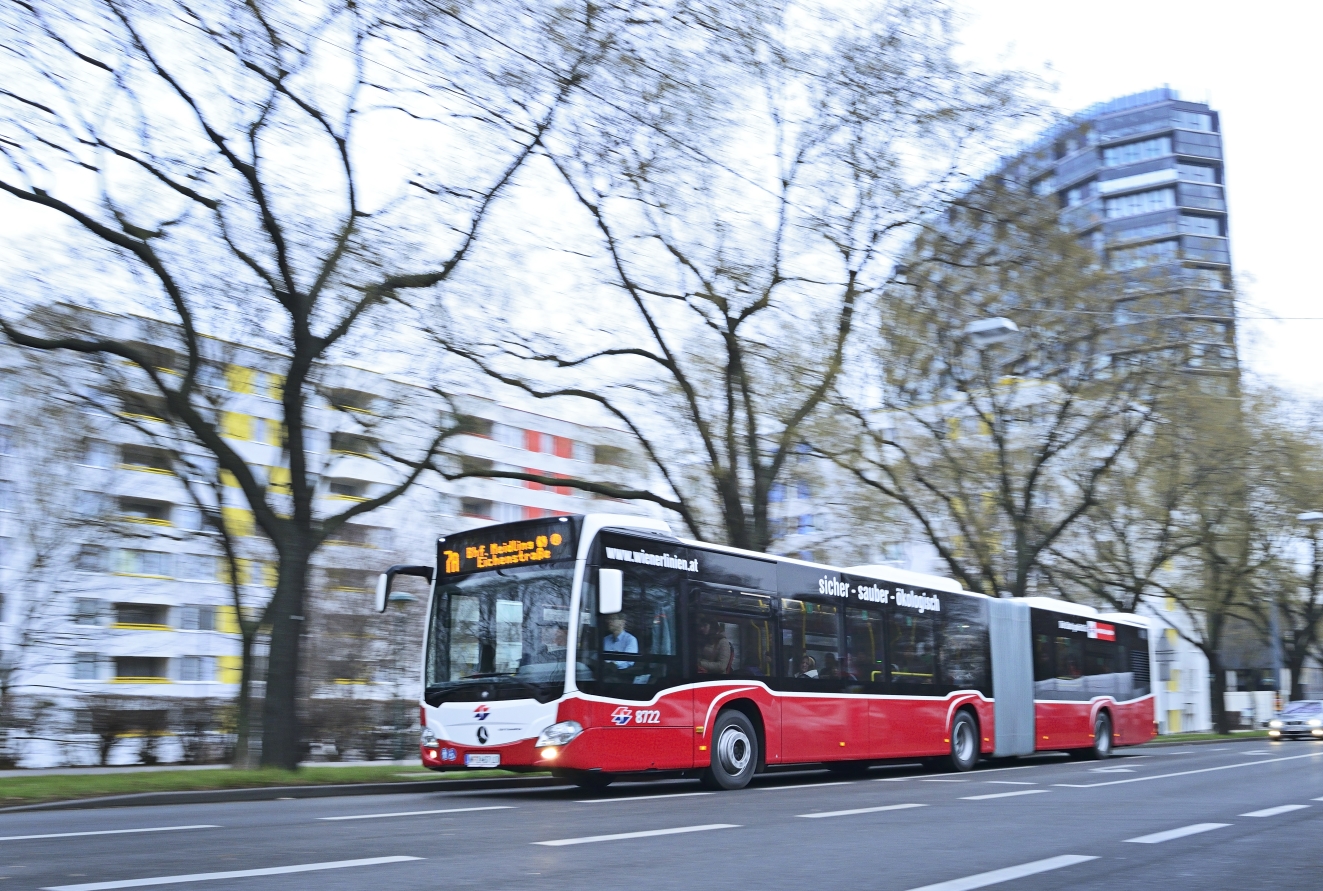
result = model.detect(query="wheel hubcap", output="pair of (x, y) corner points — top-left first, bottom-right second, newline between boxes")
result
(955, 722), (975, 762)
(718, 726), (751, 773)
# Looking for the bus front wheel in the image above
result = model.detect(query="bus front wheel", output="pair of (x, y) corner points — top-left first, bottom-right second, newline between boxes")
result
(700, 710), (759, 790)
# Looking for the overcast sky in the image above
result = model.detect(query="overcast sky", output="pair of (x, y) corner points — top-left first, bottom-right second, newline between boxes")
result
(953, 0), (1323, 399)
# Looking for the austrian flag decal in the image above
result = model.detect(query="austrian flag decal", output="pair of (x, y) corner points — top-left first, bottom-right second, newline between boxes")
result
(1087, 621), (1115, 642)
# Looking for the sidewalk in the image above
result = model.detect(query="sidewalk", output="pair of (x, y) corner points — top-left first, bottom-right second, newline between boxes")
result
(0, 758), (423, 778)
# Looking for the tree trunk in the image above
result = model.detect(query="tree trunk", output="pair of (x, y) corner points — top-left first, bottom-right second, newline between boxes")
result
(233, 632), (255, 769)
(1207, 650), (1231, 735)
(1288, 648), (1309, 703)
(260, 548), (311, 770)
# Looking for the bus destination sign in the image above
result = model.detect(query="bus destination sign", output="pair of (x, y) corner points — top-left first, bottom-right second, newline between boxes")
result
(440, 520), (577, 575)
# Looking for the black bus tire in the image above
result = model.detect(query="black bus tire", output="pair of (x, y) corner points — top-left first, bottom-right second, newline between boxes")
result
(1090, 712), (1113, 760)
(700, 710), (759, 790)
(569, 771), (614, 791)
(947, 710), (979, 772)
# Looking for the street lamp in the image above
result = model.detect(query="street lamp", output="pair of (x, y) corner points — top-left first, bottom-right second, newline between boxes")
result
(963, 316), (1019, 349)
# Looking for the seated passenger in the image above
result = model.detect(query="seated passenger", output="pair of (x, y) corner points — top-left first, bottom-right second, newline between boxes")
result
(821, 652), (841, 679)
(795, 654), (819, 679)
(698, 619), (734, 674)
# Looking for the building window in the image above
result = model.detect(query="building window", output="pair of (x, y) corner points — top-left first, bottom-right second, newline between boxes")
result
(1102, 136), (1171, 167)
(179, 606), (215, 631)
(594, 445), (630, 467)
(119, 445), (172, 473)
(327, 478), (369, 500)
(113, 602), (170, 628)
(327, 524), (384, 547)
(1177, 163), (1219, 184)
(1172, 110), (1213, 132)
(797, 514), (814, 535)
(769, 482), (785, 503)
(177, 553), (217, 581)
(0, 425), (12, 455)
(121, 393), (167, 421)
(1110, 240), (1178, 271)
(523, 429), (543, 452)
(113, 549), (174, 578)
(1104, 188), (1175, 219)
(1180, 215), (1223, 237)
(75, 652), (99, 681)
(179, 655), (215, 682)
(459, 455), (494, 476)
(457, 415), (494, 438)
(74, 598), (101, 625)
(119, 497), (173, 525)
(1064, 181), (1095, 207)
(325, 568), (375, 592)
(114, 656), (168, 681)
(1031, 175), (1055, 196)
(76, 546), (107, 573)
(1187, 267), (1228, 290)
(460, 497), (493, 519)
(328, 432), (375, 457)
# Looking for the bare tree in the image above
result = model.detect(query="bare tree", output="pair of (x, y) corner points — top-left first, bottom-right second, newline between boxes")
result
(430, 0), (1029, 552)
(0, 0), (607, 766)
(832, 184), (1180, 598)
(0, 357), (131, 766)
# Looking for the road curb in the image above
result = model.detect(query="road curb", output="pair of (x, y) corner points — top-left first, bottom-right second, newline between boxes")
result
(1136, 735), (1268, 748)
(0, 774), (570, 813)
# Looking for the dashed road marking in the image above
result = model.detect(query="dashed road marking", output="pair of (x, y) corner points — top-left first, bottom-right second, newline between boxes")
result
(0, 826), (217, 843)
(1054, 751), (1323, 788)
(758, 781), (852, 791)
(1240, 804), (1310, 817)
(1124, 823), (1230, 844)
(985, 781), (1036, 786)
(42, 856), (423, 890)
(577, 792), (713, 804)
(960, 790), (1049, 801)
(798, 803), (927, 819)
(900, 854), (1097, 891)
(533, 824), (739, 846)
(319, 805), (513, 821)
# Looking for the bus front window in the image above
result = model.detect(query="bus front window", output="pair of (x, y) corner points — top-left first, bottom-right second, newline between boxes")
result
(426, 562), (575, 704)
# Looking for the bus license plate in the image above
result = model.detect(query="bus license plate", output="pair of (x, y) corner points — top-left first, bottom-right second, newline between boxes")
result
(465, 753), (500, 768)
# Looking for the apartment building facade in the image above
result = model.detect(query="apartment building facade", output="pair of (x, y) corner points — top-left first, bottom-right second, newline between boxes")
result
(0, 315), (651, 765)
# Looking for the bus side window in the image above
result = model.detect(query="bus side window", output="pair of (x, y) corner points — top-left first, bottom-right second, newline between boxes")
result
(888, 612), (936, 687)
(939, 597), (989, 692)
(845, 608), (885, 685)
(780, 599), (842, 680)
(602, 566), (680, 686)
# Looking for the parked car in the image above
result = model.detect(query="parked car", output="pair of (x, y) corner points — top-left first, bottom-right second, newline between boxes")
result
(1268, 700), (1323, 740)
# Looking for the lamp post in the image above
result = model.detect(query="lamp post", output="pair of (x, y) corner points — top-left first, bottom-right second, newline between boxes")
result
(963, 316), (1020, 349)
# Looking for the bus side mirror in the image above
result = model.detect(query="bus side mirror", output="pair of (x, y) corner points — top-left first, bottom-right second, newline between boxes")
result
(376, 564), (435, 613)
(599, 568), (623, 615)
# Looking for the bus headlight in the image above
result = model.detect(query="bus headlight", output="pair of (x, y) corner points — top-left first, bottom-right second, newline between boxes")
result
(421, 727), (438, 745)
(1309, 719), (1322, 727)
(536, 721), (582, 748)
(1269, 720), (1283, 728)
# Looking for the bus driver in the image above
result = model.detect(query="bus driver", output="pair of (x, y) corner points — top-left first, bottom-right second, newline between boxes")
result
(603, 615), (639, 669)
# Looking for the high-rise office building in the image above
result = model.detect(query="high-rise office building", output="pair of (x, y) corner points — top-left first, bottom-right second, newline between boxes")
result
(1009, 87), (1237, 377)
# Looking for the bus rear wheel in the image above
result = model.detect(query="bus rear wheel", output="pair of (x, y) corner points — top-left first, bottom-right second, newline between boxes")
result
(1090, 712), (1113, 760)
(700, 710), (759, 790)
(946, 711), (979, 772)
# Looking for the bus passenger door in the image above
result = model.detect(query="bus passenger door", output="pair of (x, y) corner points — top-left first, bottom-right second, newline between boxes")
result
(777, 595), (863, 762)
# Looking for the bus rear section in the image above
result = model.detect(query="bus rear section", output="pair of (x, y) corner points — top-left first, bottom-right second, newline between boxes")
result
(394, 514), (1154, 787)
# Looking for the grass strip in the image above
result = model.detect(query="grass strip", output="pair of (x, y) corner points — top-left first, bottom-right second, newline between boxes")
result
(0, 764), (548, 807)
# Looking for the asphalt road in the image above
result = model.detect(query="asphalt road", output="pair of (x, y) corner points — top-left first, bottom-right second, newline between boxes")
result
(4, 739), (1321, 890)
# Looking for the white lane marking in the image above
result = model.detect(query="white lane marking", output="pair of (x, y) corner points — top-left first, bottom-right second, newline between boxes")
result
(577, 792), (713, 804)
(1089, 767), (1134, 773)
(319, 805), (513, 821)
(1240, 804), (1310, 817)
(533, 823), (739, 846)
(0, 826), (217, 843)
(901, 854), (1098, 891)
(876, 765), (1034, 782)
(1054, 751), (1323, 788)
(1313, 796), (1323, 801)
(985, 781), (1036, 786)
(1125, 823), (1230, 844)
(1241, 750), (1270, 755)
(921, 778), (969, 783)
(42, 856), (422, 890)
(960, 789), (1049, 801)
(758, 781), (852, 791)
(798, 803), (927, 819)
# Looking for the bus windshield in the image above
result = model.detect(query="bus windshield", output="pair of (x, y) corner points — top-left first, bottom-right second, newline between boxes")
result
(425, 562), (575, 704)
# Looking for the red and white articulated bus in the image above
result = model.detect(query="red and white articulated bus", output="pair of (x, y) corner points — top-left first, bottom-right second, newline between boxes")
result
(376, 513), (1156, 790)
